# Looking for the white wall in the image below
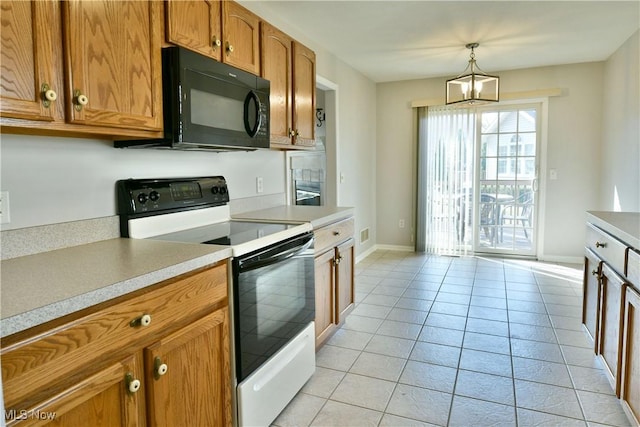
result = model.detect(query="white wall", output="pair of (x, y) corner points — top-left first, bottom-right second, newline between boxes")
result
(601, 30), (640, 211)
(0, 134), (285, 230)
(376, 62), (605, 260)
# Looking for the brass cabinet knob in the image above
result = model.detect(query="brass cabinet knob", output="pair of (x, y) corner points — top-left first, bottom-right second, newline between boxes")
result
(288, 128), (295, 137)
(130, 313), (152, 327)
(73, 90), (89, 111)
(126, 373), (141, 393)
(41, 84), (57, 107)
(226, 42), (234, 53)
(212, 36), (221, 48)
(595, 241), (607, 248)
(154, 357), (168, 379)
(333, 231), (340, 236)
(591, 269), (599, 276)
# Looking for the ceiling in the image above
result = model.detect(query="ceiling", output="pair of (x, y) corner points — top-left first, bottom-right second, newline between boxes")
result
(242, 1), (640, 83)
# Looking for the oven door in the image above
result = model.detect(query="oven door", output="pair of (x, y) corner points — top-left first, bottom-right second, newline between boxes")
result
(232, 232), (315, 382)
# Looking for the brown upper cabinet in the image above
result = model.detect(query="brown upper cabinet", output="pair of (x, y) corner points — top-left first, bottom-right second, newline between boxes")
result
(261, 21), (316, 149)
(165, 0), (260, 75)
(0, 0), (163, 138)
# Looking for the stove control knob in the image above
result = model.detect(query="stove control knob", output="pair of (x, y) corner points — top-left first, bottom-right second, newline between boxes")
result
(137, 193), (148, 204)
(219, 186), (228, 195)
(149, 191), (160, 202)
(211, 186), (220, 194)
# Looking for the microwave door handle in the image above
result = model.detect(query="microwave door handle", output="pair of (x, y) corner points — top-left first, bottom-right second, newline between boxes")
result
(244, 91), (261, 137)
(238, 238), (313, 273)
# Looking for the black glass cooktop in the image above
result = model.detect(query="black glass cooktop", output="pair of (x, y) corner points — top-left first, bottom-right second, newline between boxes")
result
(149, 221), (298, 246)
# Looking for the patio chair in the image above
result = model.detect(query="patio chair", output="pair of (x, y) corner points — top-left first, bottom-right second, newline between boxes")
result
(501, 191), (534, 240)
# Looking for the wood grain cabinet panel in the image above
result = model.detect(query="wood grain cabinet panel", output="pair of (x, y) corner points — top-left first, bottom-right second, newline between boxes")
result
(260, 22), (293, 146)
(583, 248), (602, 346)
(222, 1), (260, 74)
(165, 0), (223, 61)
(260, 21), (316, 149)
(621, 286), (640, 425)
(0, 0), (63, 122)
(598, 263), (627, 396)
(4, 353), (145, 427)
(63, 0), (163, 131)
(314, 248), (337, 347)
(336, 238), (355, 323)
(145, 308), (232, 427)
(292, 42), (316, 148)
(620, 287), (640, 425)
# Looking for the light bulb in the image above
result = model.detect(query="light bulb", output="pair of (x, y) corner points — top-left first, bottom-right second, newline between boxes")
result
(461, 82), (469, 99)
(475, 81), (483, 97)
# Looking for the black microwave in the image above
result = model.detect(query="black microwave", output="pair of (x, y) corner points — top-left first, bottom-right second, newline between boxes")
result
(115, 47), (269, 151)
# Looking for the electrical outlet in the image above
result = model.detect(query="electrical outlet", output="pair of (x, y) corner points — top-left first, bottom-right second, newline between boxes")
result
(399, 219), (405, 228)
(549, 169), (558, 180)
(0, 191), (10, 224)
(256, 177), (264, 193)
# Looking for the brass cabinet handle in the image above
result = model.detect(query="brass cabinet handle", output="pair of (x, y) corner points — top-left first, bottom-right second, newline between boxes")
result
(41, 83), (57, 107)
(295, 129), (300, 137)
(154, 357), (168, 379)
(212, 36), (221, 48)
(130, 313), (152, 328)
(73, 90), (88, 111)
(333, 231), (340, 236)
(288, 128), (295, 137)
(226, 42), (234, 53)
(595, 241), (607, 248)
(591, 269), (599, 276)
(125, 373), (141, 393)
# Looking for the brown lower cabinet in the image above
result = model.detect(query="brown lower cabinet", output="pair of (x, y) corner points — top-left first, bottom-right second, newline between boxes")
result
(314, 217), (355, 348)
(621, 286), (640, 425)
(1, 263), (232, 426)
(582, 213), (640, 426)
(597, 263), (627, 396)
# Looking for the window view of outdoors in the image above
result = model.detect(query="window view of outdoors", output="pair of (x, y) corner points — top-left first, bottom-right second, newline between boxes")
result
(475, 108), (537, 252)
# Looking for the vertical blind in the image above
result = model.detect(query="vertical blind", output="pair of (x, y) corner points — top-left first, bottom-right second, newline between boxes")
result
(416, 106), (475, 255)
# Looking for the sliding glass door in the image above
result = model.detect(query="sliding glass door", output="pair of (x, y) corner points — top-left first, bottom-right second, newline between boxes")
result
(418, 104), (540, 258)
(474, 106), (539, 256)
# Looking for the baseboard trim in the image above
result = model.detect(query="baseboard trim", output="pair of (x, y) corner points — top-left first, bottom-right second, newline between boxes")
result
(375, 244), (415, 252)
(537, 255), (583, 264)
(356, 245), (378, 264)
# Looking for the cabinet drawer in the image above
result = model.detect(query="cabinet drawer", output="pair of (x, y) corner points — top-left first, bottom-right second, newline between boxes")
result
(627, 249), (640, 286)
(1, 262), (228, 409)
(314, 217), (354, 254)
(586, 223), (627, 274)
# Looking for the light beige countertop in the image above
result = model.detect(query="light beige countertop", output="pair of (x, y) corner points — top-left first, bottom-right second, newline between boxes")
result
(233, 205), (354, 229)
(587, 211), (640, 249)
(0, 238), (231, 338)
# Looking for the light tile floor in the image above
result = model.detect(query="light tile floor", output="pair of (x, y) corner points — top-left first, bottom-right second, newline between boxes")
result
(272, 250), (634, 427)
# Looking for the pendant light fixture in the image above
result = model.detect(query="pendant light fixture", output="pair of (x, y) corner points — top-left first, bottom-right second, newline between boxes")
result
(446, 43), (499, 105)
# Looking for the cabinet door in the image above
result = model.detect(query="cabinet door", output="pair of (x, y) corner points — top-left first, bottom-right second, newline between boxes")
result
(292, 41), (316, 147)
(144, 308), (232, 427)
(62, 0), (162, 131)
(598, 263), (627, 396)
(165, 0), (222, 61)
(583, 249), (602, 346)
(315, 249), (337, 347)
(4, 353), (145, 427)
(336, 238), (355, 323)
(260, 22), (293, 147)
(621, 286), (640, 425)
(0, 0), (62, 122)
(222, 1), (260, 74)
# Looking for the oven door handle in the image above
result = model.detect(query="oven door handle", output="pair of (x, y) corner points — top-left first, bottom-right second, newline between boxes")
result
(237, 237), (314, 273)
